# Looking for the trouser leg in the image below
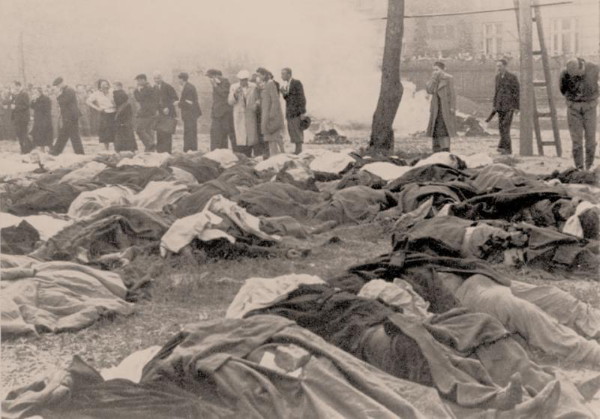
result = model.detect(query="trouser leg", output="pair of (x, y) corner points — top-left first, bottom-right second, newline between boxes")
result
(14, 120), (32, 154)
(268, 140), (280, 156)
(135, 117), (156, 152)
(156, 131), (172, 153)
(497, 110), (513, 152)
(52, 120), (70, 155)
(183, 117), (198, 152)
(227, 115), (237, 151)
(582, 101), (597, 169)
(69, 121), (84, 154)
(210, 118), (227, 150)
(568, 102), (585, 169)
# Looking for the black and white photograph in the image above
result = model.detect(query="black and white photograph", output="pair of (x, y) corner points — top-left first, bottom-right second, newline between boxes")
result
(0, 0), (599, 417)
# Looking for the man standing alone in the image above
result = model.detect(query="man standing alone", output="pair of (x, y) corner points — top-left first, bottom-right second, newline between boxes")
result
(206, 69), (235, 151)
(177, 72), (202, 152)
(281, 68), (307, 155)
(560, 58), (599, 170)
(10, 81), (33, 154)
(153, 71), (178, 153)
(492, 59), (519, 155)
(134, 74), (158, 152)
(50, 77), (84, 155)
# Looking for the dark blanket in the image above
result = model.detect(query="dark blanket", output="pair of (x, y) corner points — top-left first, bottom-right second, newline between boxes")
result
(450, 187), (566, 221)
(0, 220), (40, 254)
(236, 182), (325, 221)
(217, 165), (264, 188)
(336, 169), (387, 190)
(469, 164), (544, 193)
(166, 154), (223, 183)
(174, 180), (240, 218)
(93, 165), (172, 189)
(313, 186), (398, 225)
(30, 207), (172, 263)
(386, 164), (469, 192)
(396, 182), (477, 213)
(2, 316), (451, 419)
(249, 284), (512, 409)
(544, 168), (598, 185)
(6, 183), (83, 216)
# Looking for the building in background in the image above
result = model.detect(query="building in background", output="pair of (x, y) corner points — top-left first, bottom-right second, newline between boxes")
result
(353, 0), (600, 61)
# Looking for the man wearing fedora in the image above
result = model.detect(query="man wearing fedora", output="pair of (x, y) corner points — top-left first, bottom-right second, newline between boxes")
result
(281, 68), (307, 155)
(560, 57), (599, 170)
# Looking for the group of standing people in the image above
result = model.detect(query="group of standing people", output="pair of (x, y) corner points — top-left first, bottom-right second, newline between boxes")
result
(3, 66), (308, 159)
(208, 66), (308, 158)
(426, 56), (598, 170)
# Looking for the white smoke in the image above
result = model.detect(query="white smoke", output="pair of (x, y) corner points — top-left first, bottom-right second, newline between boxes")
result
(0, 0), (431, 135)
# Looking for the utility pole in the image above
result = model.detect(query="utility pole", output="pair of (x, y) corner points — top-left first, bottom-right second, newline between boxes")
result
(18, 31), (27, 85)
(518, 0), (534, 156)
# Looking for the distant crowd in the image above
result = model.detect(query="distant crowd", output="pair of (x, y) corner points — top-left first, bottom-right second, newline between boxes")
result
(0, 67), (308, 158)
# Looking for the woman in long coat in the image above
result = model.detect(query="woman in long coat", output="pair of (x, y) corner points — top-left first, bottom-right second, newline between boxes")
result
(228, 70), (259, 157)
(30, 87), (53, 152)
(426, 61), (457, 153)
(256, 67), (285, 156)
(113, 89), (138, 152)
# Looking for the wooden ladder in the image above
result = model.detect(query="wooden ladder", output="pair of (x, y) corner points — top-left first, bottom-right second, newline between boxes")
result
(513, 0), (562, 156)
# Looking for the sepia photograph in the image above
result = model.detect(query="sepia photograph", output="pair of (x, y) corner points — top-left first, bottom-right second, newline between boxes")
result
(0, 0), (599, 417)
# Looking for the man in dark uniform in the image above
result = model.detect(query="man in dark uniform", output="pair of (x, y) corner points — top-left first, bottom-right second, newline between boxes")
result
(10, 81), (33, 154)
(153, 71), (178, 153)
(177, 72), (202, 152)
(560, 57), (599, 170)
(50, 77), (84, 155)
(492, 59), (520, 155)
(281, 67), (307, 155)
(206, 69), (236, 151)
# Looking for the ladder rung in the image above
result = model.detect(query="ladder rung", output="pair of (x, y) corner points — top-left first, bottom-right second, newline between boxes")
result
(541, 142), (557, 146)
(533, 81), (547, 87)
(536, 112), (552, 117)
(532, 50), (543, 55)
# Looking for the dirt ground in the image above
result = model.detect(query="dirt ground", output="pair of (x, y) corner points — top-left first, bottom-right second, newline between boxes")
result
(1, 129), (599, 411)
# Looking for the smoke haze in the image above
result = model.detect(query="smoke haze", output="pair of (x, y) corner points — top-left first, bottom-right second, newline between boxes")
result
(0, 0), (429, 133)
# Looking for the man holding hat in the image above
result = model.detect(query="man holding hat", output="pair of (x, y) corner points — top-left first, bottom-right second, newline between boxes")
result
(227, 70), (259, 157)
(560, 57), (599, 170)
(177, 72), (202, 152)
(50, 77), (85, 155)
(206, 69), (236, 151)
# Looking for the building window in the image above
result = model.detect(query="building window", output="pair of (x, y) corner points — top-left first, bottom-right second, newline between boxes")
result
(550, 17), (579, 55)
(431, 25), (455, 40)
(483, 23), (503, 56)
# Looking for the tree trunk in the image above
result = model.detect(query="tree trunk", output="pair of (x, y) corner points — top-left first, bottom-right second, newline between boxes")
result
(369, 0), (405, 155)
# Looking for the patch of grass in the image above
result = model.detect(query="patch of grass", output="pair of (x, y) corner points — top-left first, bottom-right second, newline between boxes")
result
(494, 154), (522, 167)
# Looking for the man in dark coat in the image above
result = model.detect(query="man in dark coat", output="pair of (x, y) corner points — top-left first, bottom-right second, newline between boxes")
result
(560, 57), (599, 170)
(206, 69), (236, 151)
(492, 59), (520, 155)
(134, 74), (158, 152)
(281, 68), (307, 155)
(177, 72), (202, 152)
(153, 71), (178, 153)
(10, 81), (33, 154)
(50, 77), (84, 155)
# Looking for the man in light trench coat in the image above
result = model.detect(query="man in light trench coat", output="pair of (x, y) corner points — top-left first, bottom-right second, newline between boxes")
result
(228, 70), (259, 157)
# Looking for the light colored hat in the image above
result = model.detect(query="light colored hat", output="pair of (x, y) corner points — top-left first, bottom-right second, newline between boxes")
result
(237, 70), (250, 80)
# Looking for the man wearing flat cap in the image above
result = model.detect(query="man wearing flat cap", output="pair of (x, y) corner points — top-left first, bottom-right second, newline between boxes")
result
(228, 70), (259, 157)
(206, 69), (236, 151)
(50, 77), (85, 155)
(178, 72), (202, 152)
(560, 57), (599, 169)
